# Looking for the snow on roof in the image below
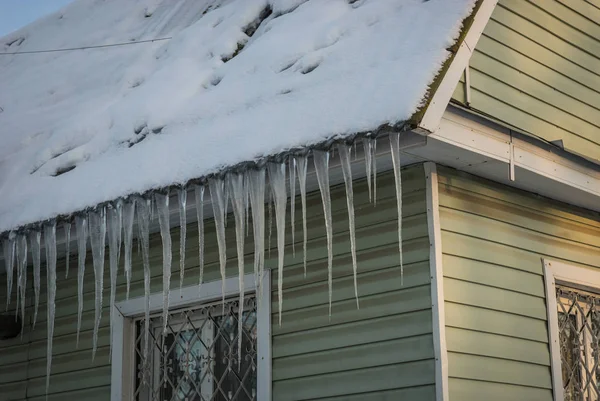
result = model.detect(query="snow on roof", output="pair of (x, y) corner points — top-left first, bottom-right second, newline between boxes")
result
(0, 0), (476, 233)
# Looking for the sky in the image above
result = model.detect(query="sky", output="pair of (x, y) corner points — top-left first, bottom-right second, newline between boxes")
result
(0, 0), (73, 37)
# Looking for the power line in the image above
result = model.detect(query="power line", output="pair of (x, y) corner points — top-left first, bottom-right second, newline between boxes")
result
(0, 37), (172, 55)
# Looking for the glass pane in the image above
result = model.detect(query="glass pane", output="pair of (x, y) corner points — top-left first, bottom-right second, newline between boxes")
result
(134, 296), (258, 401)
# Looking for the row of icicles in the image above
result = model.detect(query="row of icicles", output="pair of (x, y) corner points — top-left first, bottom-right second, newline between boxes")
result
(1, 134), (405, 393)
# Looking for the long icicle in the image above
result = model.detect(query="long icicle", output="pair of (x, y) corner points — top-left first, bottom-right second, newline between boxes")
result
(75, 215), (88, 347)
(122, 200), (135, 299)
(313, 151), (334, 317)
(89, 207), (107, 360)
(229, 173), (246, 369)
(16, 234), (27, 336)
(267, 163), (287, 325)
(136, 198), (152, 379)
(295, 156), (308, 277)
(155, 192), (172, 337)
(373, 139), (378, 204)
(248, 169), (265, 302)
(64, 222), (71, 279)
(178, 188), (187, 293)
(363, 138), (374, 203)
(338, 144), (359, 308)
(390, 133), (404, 284)
(107, 204), (122, 357)
(3, 234), (15, 310)
(194, 186), (205, 288)
(289, 157), (296, 257)
(29, 230), (41, 329)
(209, 178), (227, 308)
(44, 221), (57, 394)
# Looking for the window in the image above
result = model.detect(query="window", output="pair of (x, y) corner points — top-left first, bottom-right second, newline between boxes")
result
(544, 260), (600, 401)
(111, 273), (271, 401)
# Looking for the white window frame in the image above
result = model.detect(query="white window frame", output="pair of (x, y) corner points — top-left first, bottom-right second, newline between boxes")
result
(109, 271), (272, 401)
(543, 259), (600, 401)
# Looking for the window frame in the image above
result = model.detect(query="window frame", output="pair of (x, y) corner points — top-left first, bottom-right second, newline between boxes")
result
(110, 271), (272, 401)
(543, 259), (600, 401)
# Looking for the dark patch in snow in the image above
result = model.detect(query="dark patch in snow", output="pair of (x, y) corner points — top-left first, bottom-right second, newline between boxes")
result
(144, 9), (153, 18)
(221, 5), (272, 63)
(301, 63), (319, 74)
(126, 124), (164, 148)
(279, 60), (297, 73)
(244, 5), (273, 38)
(52, 164), (76, 177)
(130, 78), (144, 88)
(210, 76), (222, 86)
(279, 89), (292, 95)
(5, 37), (25, 47)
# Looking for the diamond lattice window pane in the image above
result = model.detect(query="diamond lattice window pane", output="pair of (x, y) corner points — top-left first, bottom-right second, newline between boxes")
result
(133, 296), (258, 401)
(557, 287), (600, 401)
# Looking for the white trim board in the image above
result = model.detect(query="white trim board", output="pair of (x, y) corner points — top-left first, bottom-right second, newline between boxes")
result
(403, 107), (600, 214)
(424, 162), (449, 401)
(111, 271), (272, 401)
(417, 0), (498, 133)
(542, 259), (600, 401)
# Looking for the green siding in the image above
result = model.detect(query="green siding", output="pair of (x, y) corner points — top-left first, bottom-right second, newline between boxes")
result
(452, 0), (600, 162)
(0, 165), (432, 400)
(438, 165), (600, 400)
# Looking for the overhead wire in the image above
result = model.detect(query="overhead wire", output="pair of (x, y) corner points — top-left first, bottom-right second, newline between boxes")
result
(0, 37), (171, 55)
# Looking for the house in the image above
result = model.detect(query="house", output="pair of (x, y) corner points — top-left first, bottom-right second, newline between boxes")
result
(0, 0), (599, 400)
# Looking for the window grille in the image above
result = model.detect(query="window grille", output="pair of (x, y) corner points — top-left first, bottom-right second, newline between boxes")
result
(557, 286), (600, 401)
(133, 295), (258, 401)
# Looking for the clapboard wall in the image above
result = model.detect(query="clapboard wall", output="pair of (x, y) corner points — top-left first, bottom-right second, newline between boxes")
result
(438, 165), (600, 400)
(453, 0), (600, 163)
(0, 164), (433, 401)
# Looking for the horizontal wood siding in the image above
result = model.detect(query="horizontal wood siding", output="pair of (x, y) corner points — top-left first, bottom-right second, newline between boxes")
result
(438, 165), (600, 400)
(452, 0), (600, 162)
(0, 165), (432, 400)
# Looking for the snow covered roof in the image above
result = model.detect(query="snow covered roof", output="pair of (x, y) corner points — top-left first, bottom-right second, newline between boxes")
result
(0, 0), (479, 234)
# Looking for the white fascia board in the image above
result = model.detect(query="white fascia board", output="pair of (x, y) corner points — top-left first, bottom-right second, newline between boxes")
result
(417, 0), (498, 134)
(412, 107), (600, 213)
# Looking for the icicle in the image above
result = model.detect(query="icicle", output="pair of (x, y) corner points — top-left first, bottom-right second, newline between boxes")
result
(89, 207), (106, 360)
(373, 139), (378, 204)
(313, 151), (334, 317)
(229, 173), (246, 368)
(107, 204), (122, 356)
(156, 192), (172, 337)
(248, 169), (265, 301)
(177, 189), (187, 293)
(16, 234), (27, 335)
(63, 222), (71, 279)
(209, 179), (227, 308)
(29, 230), (41, 329)
(136, 198), (152, 370)
(267, 189), (273, 258)
(363, 138), (373, 203)
(75, 215), (88, 347)
(338, 144), (359, 308)
(122, 200), (135, 299)
(267, 163), (287, 325)
(3, 234), (15, 310)
(44, 221), (57, 394)
(295, 156), (308, 277)
(244, 175), (250, 237)
(289, 157), (296, 257)
(390, 133), (404, 284)
(194, 186), (205, 287)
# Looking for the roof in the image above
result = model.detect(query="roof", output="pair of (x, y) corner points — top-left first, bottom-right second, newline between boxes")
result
(0, 0), (479, 233)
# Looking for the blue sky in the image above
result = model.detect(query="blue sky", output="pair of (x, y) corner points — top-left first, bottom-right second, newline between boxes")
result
(0, 0), (73, 37)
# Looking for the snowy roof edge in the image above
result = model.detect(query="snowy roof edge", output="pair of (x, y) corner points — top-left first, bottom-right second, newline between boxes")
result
(413, 0), (497, 134)
(0, 0), (496, 238)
